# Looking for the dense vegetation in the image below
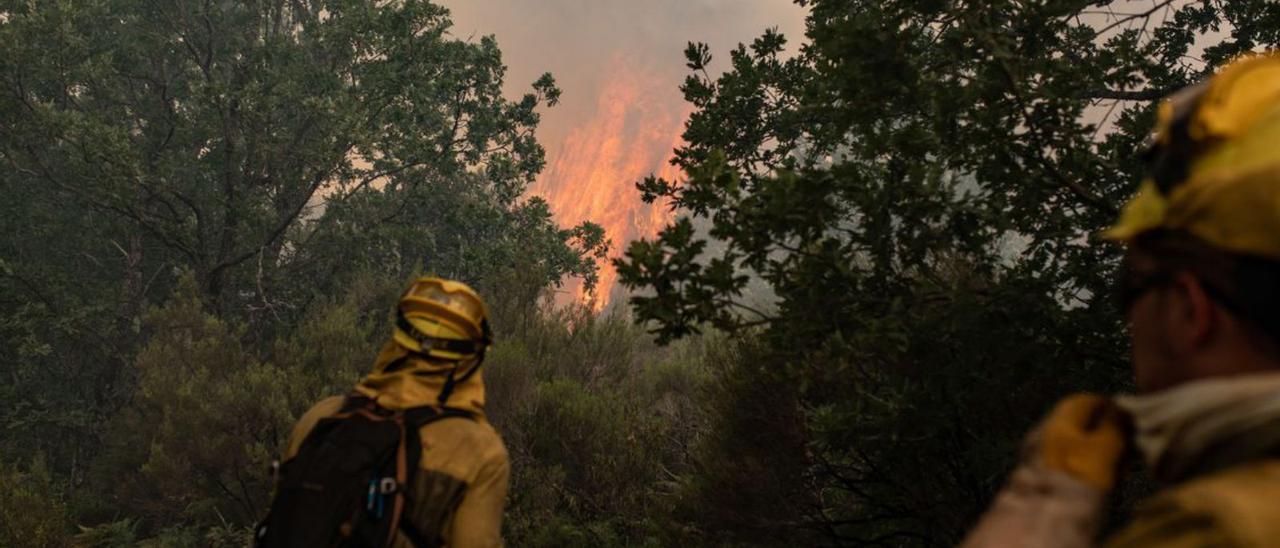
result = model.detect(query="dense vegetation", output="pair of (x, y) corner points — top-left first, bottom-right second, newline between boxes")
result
(618, 0), (1280, 544)
(2, 0), (1279, 546)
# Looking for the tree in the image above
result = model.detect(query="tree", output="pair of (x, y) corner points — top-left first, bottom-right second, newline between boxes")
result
(1, 0), (580, 303)
(619, 1), (1280, 544)
(0, 0), (603, 531)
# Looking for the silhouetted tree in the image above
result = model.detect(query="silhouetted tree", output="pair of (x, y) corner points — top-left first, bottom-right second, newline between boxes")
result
(620, 1), (1280, 544)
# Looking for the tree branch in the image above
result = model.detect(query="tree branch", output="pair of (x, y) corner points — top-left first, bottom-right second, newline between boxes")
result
(1093, 0), (1183, 36)
(1082, 88), (1167, 101)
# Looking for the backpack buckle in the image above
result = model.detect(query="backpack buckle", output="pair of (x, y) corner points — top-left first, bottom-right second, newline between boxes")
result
(379, 477), (398, 495)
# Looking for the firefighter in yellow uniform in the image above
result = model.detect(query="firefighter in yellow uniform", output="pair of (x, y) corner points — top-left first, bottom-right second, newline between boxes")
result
(286, 278), (508, 547)
(964, 52), (1280, 547)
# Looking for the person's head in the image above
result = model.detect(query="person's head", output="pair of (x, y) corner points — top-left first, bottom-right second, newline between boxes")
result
(1107, 52), (1280, 393)
(1120, 230), (1280, 392)
(381, 277), (493, 399)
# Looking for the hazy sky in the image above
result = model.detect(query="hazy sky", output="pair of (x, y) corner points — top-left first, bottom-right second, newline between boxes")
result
(440, 0), (807, 161)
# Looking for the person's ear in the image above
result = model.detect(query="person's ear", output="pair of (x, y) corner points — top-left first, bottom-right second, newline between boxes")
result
(1168, 271), (1216, 348)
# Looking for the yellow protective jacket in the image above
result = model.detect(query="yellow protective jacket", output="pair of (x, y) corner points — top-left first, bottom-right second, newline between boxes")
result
(964, 373), (1280, 548)
(1106, 460), (1280, 547)
(285, 342), (509, 548)
(1105, 373), (1280, 547)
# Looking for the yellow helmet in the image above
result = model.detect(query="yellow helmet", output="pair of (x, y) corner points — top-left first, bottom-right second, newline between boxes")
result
(392, 277), (492, 362)
(1105, 51), (1280, 259)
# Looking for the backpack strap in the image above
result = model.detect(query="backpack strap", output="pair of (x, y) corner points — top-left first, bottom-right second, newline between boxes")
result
(384, 404), (474, 548)
(398, 519), (434, 548)
(403, 405), (475, 427)
(339, 394), (382, 415)
(386, 412), (410, 548)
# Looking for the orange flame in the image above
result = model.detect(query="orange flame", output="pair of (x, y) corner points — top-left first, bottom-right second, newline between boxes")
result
(533, 59), (686, 311)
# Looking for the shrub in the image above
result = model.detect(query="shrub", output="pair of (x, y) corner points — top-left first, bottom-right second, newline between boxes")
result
(0, 456), (72, 548)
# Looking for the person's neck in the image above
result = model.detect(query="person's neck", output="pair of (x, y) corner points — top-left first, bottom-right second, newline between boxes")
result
(1184, 343), (1280, 383)
(1118, 371), (1280, 482)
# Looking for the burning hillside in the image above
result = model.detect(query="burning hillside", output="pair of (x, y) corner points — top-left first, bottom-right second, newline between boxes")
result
(532, 59), (686, 311)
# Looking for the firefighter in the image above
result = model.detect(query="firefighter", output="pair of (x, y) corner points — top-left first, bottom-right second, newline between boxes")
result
(262, 277), (507, 547)
(964, 52), (1280, 547)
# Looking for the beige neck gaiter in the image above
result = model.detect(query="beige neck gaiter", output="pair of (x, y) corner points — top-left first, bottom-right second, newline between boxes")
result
(1116, 372), (1280, 483)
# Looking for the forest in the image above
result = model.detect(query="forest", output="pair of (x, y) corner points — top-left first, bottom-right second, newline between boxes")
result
(2, 0), (1279, 546)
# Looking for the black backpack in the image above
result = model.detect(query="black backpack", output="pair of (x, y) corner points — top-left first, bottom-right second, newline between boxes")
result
(255, 396), (473, 548)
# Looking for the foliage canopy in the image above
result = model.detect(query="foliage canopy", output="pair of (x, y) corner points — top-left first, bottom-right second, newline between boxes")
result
(619, 0), (1280, 544)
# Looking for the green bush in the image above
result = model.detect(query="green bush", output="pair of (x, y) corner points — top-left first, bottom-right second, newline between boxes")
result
(93, 276), (292, 530)
(484, 308), (711, 546)
(0, 457), (72, 548)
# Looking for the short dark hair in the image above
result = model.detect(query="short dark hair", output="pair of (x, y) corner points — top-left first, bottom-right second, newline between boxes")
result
(1126, 229), (1280, 349)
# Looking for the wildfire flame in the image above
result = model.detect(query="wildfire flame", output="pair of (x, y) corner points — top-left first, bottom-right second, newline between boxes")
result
(533, 59), (686, 311)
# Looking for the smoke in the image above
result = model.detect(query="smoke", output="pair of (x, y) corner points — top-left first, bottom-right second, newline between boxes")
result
(441, 0), (807, 307)
(443, 0), (806, 145)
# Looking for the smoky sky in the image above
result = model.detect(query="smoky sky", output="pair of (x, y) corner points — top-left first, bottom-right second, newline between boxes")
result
(440, 0), (807, 152)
